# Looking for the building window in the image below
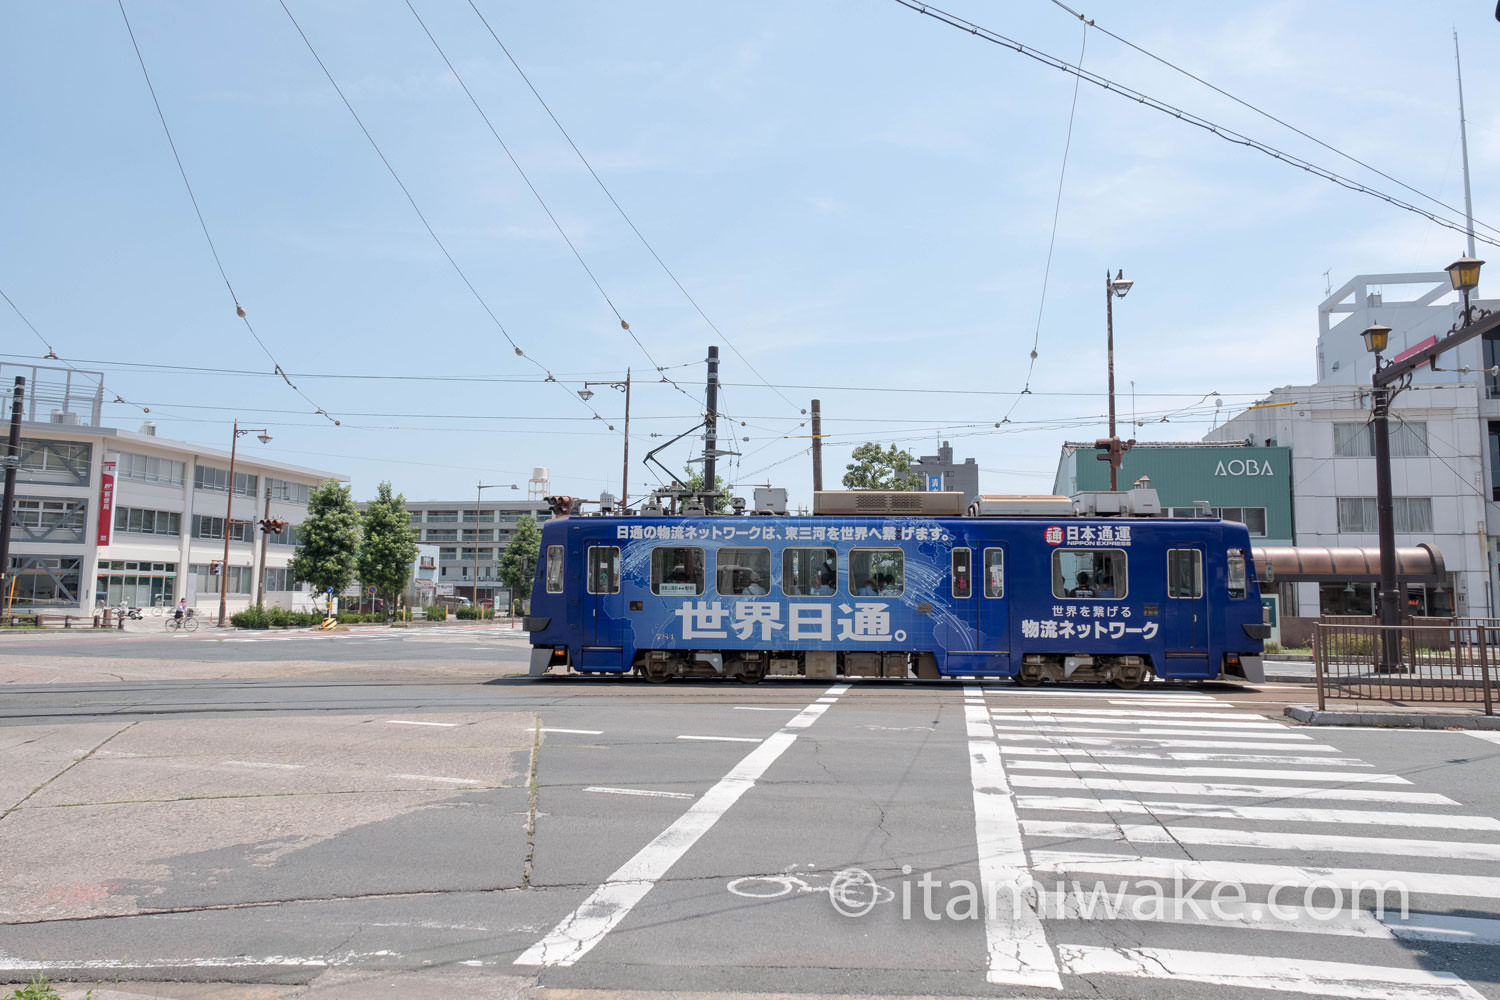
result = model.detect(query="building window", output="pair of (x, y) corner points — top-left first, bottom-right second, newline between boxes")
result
(19, 439), (91, 485)
(1336, 497), (1433, 533)
(1333, 421), (1428, 458)
(96, 560), (177, 607)
(192, 515), (253, 542)
(438, 547), (458, 561)
(194, 464), (259, 497)
(6, 555), (82, 606)
(1490, 421), (1500, 501)
(263, 568), (302, 591)
(426, 529), (458, 542)
(191, 562), (251, 594)
(117, 451), (185, 487)
(266, 479), (311, 504)
(461, 529), (493, 543)
(1215, 507), (1267, 537)
(114, 507), (182, 536)
(426, 510), (458, 523)
(12, 498), (87, 542)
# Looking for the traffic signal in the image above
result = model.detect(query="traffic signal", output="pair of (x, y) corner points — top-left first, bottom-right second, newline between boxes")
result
(209, 560), (222, 576)
(259, 518), (286, 534)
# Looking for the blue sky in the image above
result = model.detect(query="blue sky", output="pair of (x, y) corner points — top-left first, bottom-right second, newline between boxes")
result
(4, 1), (1497, 511)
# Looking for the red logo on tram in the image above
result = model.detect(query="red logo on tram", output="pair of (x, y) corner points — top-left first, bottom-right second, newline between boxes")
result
(1044, 525), (1064, 546)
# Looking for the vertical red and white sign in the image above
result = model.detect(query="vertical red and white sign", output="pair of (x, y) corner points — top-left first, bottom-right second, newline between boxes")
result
(97, 460), (116, 546)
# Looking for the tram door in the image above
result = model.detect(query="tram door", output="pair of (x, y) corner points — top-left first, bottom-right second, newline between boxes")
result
(583, 542), (624, 666)
(976, 546), (1010, 667)
(1163, 546), (1209, 674)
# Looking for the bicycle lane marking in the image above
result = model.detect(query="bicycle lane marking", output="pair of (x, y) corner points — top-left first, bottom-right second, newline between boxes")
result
(965, 684), (1062, 991)
(514, 682), (852, 969)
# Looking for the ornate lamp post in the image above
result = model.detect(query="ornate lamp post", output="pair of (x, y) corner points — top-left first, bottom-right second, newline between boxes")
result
(1099, 269), (1135, 490)
(1360, 256), (1491, 669)
(219, 421), (270, 627)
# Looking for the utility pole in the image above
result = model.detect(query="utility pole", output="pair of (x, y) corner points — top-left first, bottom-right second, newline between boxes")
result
(811, 399), (823, 492)
(621, 368), (631, 509)
(0, 377), (24, 610)
(703, 345), (719, 509)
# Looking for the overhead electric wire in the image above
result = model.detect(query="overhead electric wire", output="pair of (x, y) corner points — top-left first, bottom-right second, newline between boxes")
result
(117, 0), (341, 426)
(276, 0), (610, 425)
(403, 0), (705, 410)
(464, 0), (801, 414)
(1043, 0), (1500, 243)
(1006, 17), (1088, 422)
(0, 286), (150, 414)
(892, 0), (1500, 250)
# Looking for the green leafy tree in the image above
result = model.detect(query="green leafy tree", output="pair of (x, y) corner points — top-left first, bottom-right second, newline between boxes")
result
(498, 514), (542, 613)
(681, 465), (731, 513)
(289, 481), (361, 607)
(842, 442), (921, 490)
(357, 482), (419, 616)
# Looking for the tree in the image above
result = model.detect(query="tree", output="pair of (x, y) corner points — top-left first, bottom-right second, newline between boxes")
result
(681, 465), (731, 513)
(357, 482), (419, 616)
(842, 442), (921, 490)
(498, 514), (542, 613)
(289, 481), (361, 607)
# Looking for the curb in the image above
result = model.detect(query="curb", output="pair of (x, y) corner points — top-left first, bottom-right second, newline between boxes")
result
(1285, 705), (1500, 729)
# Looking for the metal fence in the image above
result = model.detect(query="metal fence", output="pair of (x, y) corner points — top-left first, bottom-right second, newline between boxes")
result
(1313, 619), (1495, 714)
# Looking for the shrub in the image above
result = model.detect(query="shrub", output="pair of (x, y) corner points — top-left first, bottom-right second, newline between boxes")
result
(455, 605), (495, 621)
(230, 606), (271, 629)
(423, 605), (446, 621)
(1263, 641), (1282, 654)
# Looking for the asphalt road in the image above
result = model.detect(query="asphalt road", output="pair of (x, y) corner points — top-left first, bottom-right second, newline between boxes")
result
(2, 625), (1499, 999)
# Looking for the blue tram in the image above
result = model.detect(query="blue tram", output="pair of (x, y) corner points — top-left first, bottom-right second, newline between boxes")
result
(524, 491), (1269, 687)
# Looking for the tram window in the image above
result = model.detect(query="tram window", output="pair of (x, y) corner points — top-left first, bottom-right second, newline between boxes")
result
(651, 546), (705, 596)
(984, 548), (1005, 598)
(850, 548), (903, 596)
(1168, 549), (1203, 598)
(783, 547), (836, 595)
(718, 547), (771, 596)
(1226, 547), (1247, 599)
(545, 545), (565, 593)
(587, 546), (620, 595)
(951, 548), (972, 599)
(1051, 549), (1127, 599)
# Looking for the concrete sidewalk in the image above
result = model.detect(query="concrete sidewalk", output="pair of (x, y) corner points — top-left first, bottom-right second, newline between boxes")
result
(1285, 703), (1500, 729)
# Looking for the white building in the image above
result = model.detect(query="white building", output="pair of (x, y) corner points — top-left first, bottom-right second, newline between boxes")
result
(1210, 271), (1497, 619)
(401, 498), (552, 607)
(5, 406), (341, 616)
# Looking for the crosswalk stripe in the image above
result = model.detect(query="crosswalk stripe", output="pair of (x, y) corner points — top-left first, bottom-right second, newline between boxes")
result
(1008, 773), (1455, 804)
(1030, 851), (1500, 901)
(1005, 759), (1409, 784)
(1056, 946), (1485, 1000)
(1016, 795), (1500, 830)
(1022, 820), (1500, 862)
(1041, 888), (1394, 938)
(990, 708), (1269, 721)
(999, 746), (1374, 766)
(992, 723), (1312, 740)
(993, 733), (1336, 751)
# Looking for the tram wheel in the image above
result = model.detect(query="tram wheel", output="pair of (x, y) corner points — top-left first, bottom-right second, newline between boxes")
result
(1015, 669), (1044, 687)
(1112, 668), (1144, 690)
(737, 665), (764, 685)
(644, 661), (672, 684)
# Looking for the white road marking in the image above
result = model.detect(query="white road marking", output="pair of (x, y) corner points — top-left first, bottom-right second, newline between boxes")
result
(1023, 820), (1500, 862)
(1006, 760), (1408, 784)
(1057, 945), (1484, 1000)
(1043, 890), (1395, 938)
(1008, 773), (1455, 804)
(391, 774), (483, 785)
(584, 786), (695, 800)
(733, 706), (802, 712)
(999, 746), (1373, 767)
(1030, 851), (1500, 901)
(963, 686), (1061, 990)
(387, 720), (457, 728)
(1467, 731), (1500, 746)
(988, 689), (1217, 700)
(677, 735), (761, 743)
(1018, 795), (1500, 831)
(515, 686), (844, 968)
(224, 760), (304, 770)
(991, 723), (1313, 741)
(540, 728), (603, 735)
(995, 714), (1293, 731)
(991, 708), (1266, 721)
(993, 732), (1339, 752)
(1387, 913), (1500, 946)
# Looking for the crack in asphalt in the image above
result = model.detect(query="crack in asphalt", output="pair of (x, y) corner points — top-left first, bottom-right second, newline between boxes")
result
(0, 721), (138, 824)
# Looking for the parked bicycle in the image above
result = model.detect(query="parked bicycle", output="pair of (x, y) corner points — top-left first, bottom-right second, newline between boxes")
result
(151, 597), (167, 616)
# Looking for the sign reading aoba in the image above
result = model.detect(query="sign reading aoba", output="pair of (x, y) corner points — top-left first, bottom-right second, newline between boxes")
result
(1214, 458), (1275, 477)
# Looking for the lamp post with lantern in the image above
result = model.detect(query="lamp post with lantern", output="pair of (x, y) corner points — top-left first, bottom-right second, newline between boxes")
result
(1361, 256), (1494, 667)
(474, 482), (519, 614)
(578, 370), (631, 508)
(218, 421), (271, 627)
(1098, 269), (1135, 491)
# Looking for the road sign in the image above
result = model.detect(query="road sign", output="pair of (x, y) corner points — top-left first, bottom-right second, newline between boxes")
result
(368, 585), (377, 595)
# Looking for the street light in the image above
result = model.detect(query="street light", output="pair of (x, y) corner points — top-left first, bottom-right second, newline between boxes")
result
(475, 481), (519, 615)
(1098, 269), (1135, 491)
(219, 421), (271, 627)
(579, 369), (632, 507)
(1361, 258), (1494, 669)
